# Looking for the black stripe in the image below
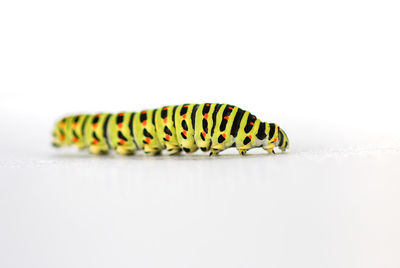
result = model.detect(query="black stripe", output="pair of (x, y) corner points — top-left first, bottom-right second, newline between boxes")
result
(202, 103), (211, 115)
(116, 113), (124, 124)
(243, 136), (251, 145)
(181, 120), (188, 131)
(269, 123), (276, 140)
(72, 129), (79, 139)
(278, 128), (284, 146)
(210, 104), (221, 136)
(140, 112), (147, 122)
(164, 126), (172, 136)
(256, 122), (267, 140)
(191, 104), (199, 130)
(118, 131), (128, 141)
(81, 115), (89, 140)
(143, 128), (153, 139)
(244, 114), (255, 133)
(92, 115), (99, 124)
(218, 134), (225, 143)
(180, 104), (189, 116)
(73, 115), (80, 123)
(151, 109), (157, 125)
(202, 118), (208, 133)
(103, 114), (111, 147)
(93, 131), (100, 141)
(172, 106), (177, 129)
(129, 113), (135, 138)
(161, 107), (168, 118)
(231, 108), (244, 137)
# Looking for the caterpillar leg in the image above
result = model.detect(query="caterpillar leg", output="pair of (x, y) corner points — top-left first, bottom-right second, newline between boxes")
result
(263, 143), (276, 154)
(165, 142), (182, 155)
(89, 145), (109, 155)
(143, 145), (162, 156)
(116, 146), (135, 155)
(209, 148), (221, 156)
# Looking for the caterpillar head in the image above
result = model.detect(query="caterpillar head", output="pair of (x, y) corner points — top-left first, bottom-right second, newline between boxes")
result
(52, 118), (67, 147)
(277, 127), (289, 152)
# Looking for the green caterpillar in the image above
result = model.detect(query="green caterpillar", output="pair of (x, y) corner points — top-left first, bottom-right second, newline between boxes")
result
(52, 103), (289, 156)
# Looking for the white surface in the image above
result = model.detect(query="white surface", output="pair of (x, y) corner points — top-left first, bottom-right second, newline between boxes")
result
(1, 0), (400, 267)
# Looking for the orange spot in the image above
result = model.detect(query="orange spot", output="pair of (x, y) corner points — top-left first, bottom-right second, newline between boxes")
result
(119, 112), (124, 116)
(250, 122), (254, 125)
(224, 116), (229, 120)
(273, 138), (277, 142)
(73, 122), (78, 128)
(253, 116), (255, 119)
(163, 107), (168, 110)
(145, 137), (151, 143)
(60, 135), (65, 141)
(163, 118), (167, 124)
(182, 114), (186, 119)
(95, 114), (100, 117)
(141, 110), (147, 114)
(60, 122), (66, 127)
(165, 134), (170, 141)
(248, 135), (252, 139)
(228, 106), (233, 110)
(142, 120), (147, 126)
(222, 133), (226, 138)
(204, 113), (209, 120)
(202, 131), (206, 137)
(93, 139), (99, 145)
(206, 104), (210, 106)
(72, 137), (78, 142)
(93, 123), (98, 129)
(119, 139), (125, 145)
(182, 130), (187, 136)
(118, 123), (123, 129)
(184, 104), (189, 107)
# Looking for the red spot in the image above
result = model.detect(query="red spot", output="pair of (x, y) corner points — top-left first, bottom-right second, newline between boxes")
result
(228, 106), (233, 110)
(250, 122), (254, 125)
(93, 123), (98, 129)
(72, 137), (78, 142)
(141, 110), (147, 114)
(224, 116), (229, 120)
(253, 116), (256, 119)
(93, 139), (99, 145)
(273, 138), (277, 142)
(184, 104), (189, 107)
(72, 122), (78, 128)
(163, 118), (167, 124)
(60, 135), (65, 141)
(182, 114), (186, 119)
(95, 114), (100, 117)
(119, 112), (124, 116)
(222, 133), (227, 138)
(145, 137), (151, 143)
(163, 107), (168, 110)
(119, 139), (125, 145)
(248, 135), (252, 139)
(202, 131), (206, 137)
(142, 120), (147, 126)
(204, 113), (209, 120)
(182, 130), (187, 136)
(118, 123), (123, 129)
(165, 134), (170, 141)
(206, 104), (210, 106)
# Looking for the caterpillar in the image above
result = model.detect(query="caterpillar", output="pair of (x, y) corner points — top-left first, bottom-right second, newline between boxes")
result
(52, 103), (289, 156)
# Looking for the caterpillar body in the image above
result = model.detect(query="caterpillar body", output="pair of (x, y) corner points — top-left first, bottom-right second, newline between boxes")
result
(52, 103), (289, 156)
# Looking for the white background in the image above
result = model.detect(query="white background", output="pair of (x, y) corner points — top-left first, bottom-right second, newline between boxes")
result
(1, 0), (399, 267)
